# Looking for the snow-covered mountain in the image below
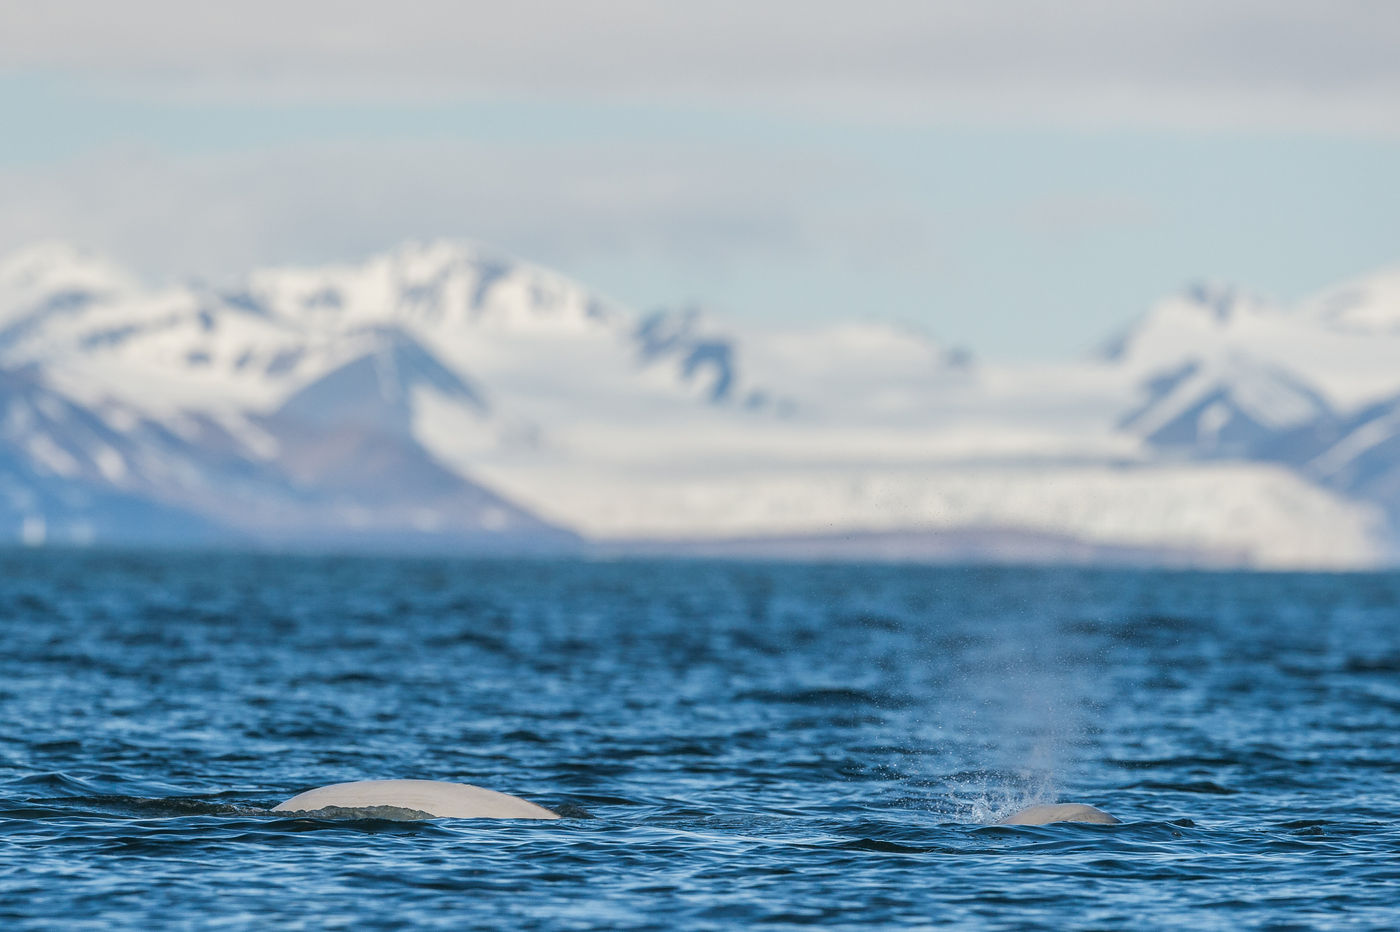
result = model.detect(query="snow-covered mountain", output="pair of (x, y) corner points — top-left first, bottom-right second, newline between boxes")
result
(1, 240), (1398, 567)
(0, 239), (811, 550)
(1107, 277), (1400, 411)
(1117, 354), (1338, 461)
(1303, 267), (1400, 335)
(1108, 273), (1400, 541)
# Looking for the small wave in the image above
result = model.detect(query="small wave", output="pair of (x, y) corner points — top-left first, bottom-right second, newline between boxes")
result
(1342, 655), (1400, 673)
(1104, 755), (1249, 770)
(832, 837), (942, 855)
(735, 687), (910, 708)
(3, 772), (100, 795)
(30, 794), (266, 818)
(1127, 780), (1238, 795)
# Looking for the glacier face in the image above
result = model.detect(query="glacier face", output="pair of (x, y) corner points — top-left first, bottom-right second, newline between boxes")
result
(1, 240), (1398, 567)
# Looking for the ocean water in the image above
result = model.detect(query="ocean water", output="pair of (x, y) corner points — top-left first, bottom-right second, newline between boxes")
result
(2, 552), (1398, 930)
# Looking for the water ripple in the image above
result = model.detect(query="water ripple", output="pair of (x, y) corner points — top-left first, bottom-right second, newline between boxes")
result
(1, 553), (1398, 929)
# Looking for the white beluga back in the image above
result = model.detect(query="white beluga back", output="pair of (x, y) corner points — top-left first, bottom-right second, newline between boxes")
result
(272, 780), (560, 820)
(996, 803), (1119, 825)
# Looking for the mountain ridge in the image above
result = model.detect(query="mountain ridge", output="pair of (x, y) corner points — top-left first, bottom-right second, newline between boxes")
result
(1, 239), (1397, 567)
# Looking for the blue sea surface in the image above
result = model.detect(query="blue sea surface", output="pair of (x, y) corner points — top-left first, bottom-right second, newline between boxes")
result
(2, 552), (1398, 929)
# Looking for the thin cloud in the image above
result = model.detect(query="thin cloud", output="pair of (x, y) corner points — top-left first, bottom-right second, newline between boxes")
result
(1018, 195), (1162, 238)
(0, 139), (906, 286)
(3, 1), (1398, 132)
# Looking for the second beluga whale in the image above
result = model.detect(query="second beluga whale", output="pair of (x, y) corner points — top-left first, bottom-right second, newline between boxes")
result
(996, 803), (1119, 825)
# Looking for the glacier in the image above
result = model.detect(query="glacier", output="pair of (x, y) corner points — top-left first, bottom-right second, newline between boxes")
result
(1, 239), (1398, 568)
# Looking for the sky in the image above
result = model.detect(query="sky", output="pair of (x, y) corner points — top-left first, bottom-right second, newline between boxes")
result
(2, 1), (1398, 360)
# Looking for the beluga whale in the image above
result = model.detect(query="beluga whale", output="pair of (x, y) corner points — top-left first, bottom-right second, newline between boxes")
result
(272, 780), (560, 820)
(996, 803), (1119, 825)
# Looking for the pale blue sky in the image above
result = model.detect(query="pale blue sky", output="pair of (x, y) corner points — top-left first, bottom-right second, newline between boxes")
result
(2, 2), (1398, 360)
